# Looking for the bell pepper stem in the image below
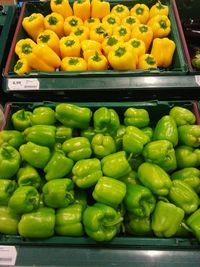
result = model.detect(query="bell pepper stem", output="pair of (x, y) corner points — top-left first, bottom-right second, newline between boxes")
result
(66, 192), (74, 203)
(103, 216), (123, 227)
(158, 196), (169, 203)
(127, 153), (133, 162)
(181, 222), (193, 233)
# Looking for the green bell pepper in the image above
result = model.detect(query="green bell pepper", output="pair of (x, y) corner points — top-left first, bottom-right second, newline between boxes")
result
(120, 170), (139, 186)
(0, 206), (20, 235)
(42, 178), (74, 208)
(178, 125), (200, 148)
(169, 106), (196, 126)
(74, 189), (88, 210)
(55, 103), (92, 129)
(91, 133), (116, 159)
(0, 146), (21, 179)
(129, 155), (144, 171)
(153, 115), (178, 147)
(112, 124), (126, 151)
(17, 163), (42, 189)
(80, 127), (96, 142)
(55, 203), (84, 236)
(93, 107), (120, 135)
(171, 167), (200, 193)
(11, 109), (32, 131)
(0, 130), (25, 149)
(8, 185), (40, 214)
(125, 213), (152, 236)
(30, 106), (56, 125)
(124, 107), (150, 128)
(44, 151), (74, 181)
(142, 140), (177, 173)
(124, 184), (156, 217)
(175, 145), (200, 168)
(19, 142), (51, 169)
(83, 202), (123, 241)
(186, 208), (200, 242)
(92, 176), (126, 208)
(62, 137), (92, 161)
(152, 200), (185, 237)
(101, 151), (131, 179)
(18, 207), (55, 238)
(141, 127), (153, 140)
(55, 125), (73, 143)
(24, 125), (56, 148)
(169, 180), (199, 214)
(122, 126), (150, 155)
(138, 162), (172, 196)
(72, 158), (102, 188)
(0, 179), (17, 205)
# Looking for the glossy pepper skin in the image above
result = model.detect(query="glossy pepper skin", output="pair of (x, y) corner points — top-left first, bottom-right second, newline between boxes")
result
(8, 186), (40, 214)
(131, 24), (153, 52)
(43, 178), (74, 209)
(178, 125), (200, 147)
(91, 0), (110, 19)
(142, 140), (177, 173)
(93, 107), (120, 136)
(17, 163), (42, 189)
(122, 15), (140, 30)
(0, 130), (25, 149)
(55, 103), (92, 129)
(83, 202), (123, 242)
(55, 204), (84, 236)
(187, 209), (200, 241)
(102, 14), (120, 30)
(62, 137), (92, 161)
(30, 106), (56, 125)
(15, 38), (36, 59)
(89, 24), (112, 44)
(169, 180), (199, 214)
(91, 133), (116, 159)
(125, 213), (152, 236)
(124, 184), (156, 217)
(151, 38), (176, 68)
(0, 206), (20, 235)
(137, 54), (157, 70)
(138, 162), (172, 196)
(148, 15), (171, 38)
(93, 176), (126, 208)
(122, 126), (150, 156)
(113, 25), (131, 42)
(72, 158), (102, 188)
(73, 0), (91, 21)
(44, 12), (64, 38)
(111, 4), (130, 20)
(171, 167), (200, 193)
(14, 58), (31, 75)
(113, 124), (126, 151)
(70, 26), (90, 42)
(0, 146), (21, 179)
(175, 145), (200, 168)
(64, 15), (83, 35)
(153, 115), (178, 147)
(60, 36), (81, 58)
(101, 151), (131, 179)
(127, 38), (146, 58)
(22, 13), (45, 41)
(102, 35), (121, 57)
(56, 125), (73, 143)
(120, 170), (139, 186)
(130, 4), (149, 24)
(11, 109), (32, 131)
(61, 56), (87, 71)
(88, 52), (108, 71)
(80, 127), (96, 142)
(50, 0), (73, 19)
(18, 207), (55, 238)
(152, 201), (184, 238)
(124, 107), (150, 128)
(44, 151), (74, 181)
(19, 142), (51, 169)
(149, 2), (169, 19)
(0, 179), (17, 205)
(84, 18), (100, 29)
(169, 106), (196, 126)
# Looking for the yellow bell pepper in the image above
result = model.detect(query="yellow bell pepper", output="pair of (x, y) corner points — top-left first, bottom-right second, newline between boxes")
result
(108, 43), (137, 70)
(61, 57), (87, 71)
(130, 3), (149, 24)
(113, 25), (131, 42)
(70, 26), (90, 42)
(81, 39), (102, 52)
(131, 24), (153, 52)
(87, 51), (108, 70)
(128, 38), (146, 58)
(111, 4), (130, 20)
(84, 18), (100, 29)
(14, 58), (31, 75)
(102, 35), (122, 56)
(44, 12), (64, 38)
(91, 0), (110, 19)
(22, 13), (45, 41)
(102, 14), (121, 31)
(64, 16), (83, 35)
(73, 0), (91, 21)
(137, 53), (157, 69)
(15, 38), (37, 59)
(50, 0), (73, 19)
(149, 1), (169, 19)
(83, 49), (102, 61)
(90, 24), (112, 43)
(37, 29), (60, 57)
(121, 15), (140, 30)
(60, 36), (81, 58)
(151, 37), (176, 67)
(147, 15), (171, 38)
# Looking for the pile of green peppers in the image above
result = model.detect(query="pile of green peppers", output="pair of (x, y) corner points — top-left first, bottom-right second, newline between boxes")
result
(0, 103), (200, 242)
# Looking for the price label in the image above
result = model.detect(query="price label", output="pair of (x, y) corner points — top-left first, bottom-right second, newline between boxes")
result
(0, 0), (17, 5)
(0, 246), (17, 266)
(8, 78), (40, 91)
(195, 75), (200, 86)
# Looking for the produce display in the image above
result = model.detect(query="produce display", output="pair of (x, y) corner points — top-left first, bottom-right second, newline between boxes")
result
(13, 0), (176, 74)
(0, 102), (200, 242)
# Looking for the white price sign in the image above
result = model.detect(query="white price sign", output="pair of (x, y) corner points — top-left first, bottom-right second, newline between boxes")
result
(0, 246), (17, 266)
(8, 78), (40, 91)
(195, 75), (200, 86)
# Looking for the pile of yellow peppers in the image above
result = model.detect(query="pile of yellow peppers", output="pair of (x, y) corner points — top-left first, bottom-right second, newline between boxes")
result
(14, 0), (176, 74)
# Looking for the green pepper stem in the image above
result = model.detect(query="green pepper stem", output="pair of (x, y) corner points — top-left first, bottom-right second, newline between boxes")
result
(127, 153), (133, 162)
(103, 216), (123, 227)
(158, 196), (169, 203)
(181, 222), (193, 233)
